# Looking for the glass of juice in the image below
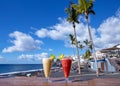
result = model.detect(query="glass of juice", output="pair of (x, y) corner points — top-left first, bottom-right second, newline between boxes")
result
(61, 57), (72, 82)
(42, 58), (53, 82)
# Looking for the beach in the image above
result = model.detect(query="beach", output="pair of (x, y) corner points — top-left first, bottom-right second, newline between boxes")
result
(0, 68), (120, 86)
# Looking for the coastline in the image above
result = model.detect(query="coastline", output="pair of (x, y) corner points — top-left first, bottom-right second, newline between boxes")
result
(0, 67), (61, 78)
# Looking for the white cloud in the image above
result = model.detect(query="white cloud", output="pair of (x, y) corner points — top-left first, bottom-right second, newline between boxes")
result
(37, 52), (48, 60)
(19, 54), (34, 60)
(48, 48), (53, 51)
(95, 16), (120, 49)
(2, 31), (43, 53)
(35, 14), (120, 51)
(34, 8), (120, 51)
(116, 7), (120, 18)
(18, 52), (48, 61)
(0, 55), (3, 59)
(35, 28), (48, 38)
(35, 18), (94, 48)
(35, 18), (74, 40)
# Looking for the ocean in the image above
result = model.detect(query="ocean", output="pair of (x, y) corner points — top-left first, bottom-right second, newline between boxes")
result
(0, 64), (43, 74)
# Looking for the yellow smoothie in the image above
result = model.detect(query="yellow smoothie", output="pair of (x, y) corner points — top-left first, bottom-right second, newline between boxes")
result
(42, 58), (53, 78)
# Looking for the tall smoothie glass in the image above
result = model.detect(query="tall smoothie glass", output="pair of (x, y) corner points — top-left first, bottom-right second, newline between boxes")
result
(61, 58), (72, 82)
(42, 58), (53, 82)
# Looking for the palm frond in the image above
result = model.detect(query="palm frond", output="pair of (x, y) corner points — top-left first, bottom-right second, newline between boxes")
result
(65, 8), (70, 14)
(89, 44), (93, 50)
(65, 3), (80, 24)
(79, 44), (84, 50)
(83, 39), (89, 45)
(84, 49), (91, 59)
(88, 10), (95, 15)
(69, 34), (75, 45)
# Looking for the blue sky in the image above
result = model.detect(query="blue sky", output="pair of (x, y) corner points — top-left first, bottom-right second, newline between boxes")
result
(0, 0), (120, 64)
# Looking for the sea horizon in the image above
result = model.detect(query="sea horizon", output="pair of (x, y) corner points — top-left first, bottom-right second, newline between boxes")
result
(0, 64), (43, 74)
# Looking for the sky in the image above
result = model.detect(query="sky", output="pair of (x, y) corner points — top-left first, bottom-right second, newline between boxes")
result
(0, 0), (120, 64)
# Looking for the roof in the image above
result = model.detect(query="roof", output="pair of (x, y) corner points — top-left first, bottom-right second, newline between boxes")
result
(101, 44), (120, 52)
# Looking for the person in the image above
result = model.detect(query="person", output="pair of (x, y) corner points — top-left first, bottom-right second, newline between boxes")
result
(37, 71), (42, 77)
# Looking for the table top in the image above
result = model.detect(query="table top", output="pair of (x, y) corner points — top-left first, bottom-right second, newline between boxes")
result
(0, 77), (120, 86)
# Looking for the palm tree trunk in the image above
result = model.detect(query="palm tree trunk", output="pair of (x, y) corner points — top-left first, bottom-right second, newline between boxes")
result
(72, 45), (75, 57)
(86, 18), (99, 76)
(73, 23), (81, 74)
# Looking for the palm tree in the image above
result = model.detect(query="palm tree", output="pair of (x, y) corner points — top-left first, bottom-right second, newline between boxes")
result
(79, 43), (85, 61)
(66, 3), (81, 74)
(69, 34), (76, 45)
(69, 34), (76, 56)
(72, 0), (99, 76)
(69, 34), (81, 47)
(83, 39), (90, 48)
(79, 44), (84, 50)
(83, 39), (92, 59)
(79, 43), (84, 56)
(84, 39), (92, 50)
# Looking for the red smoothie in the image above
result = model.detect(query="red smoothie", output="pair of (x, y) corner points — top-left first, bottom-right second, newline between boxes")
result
(61, 58), (72, 78)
